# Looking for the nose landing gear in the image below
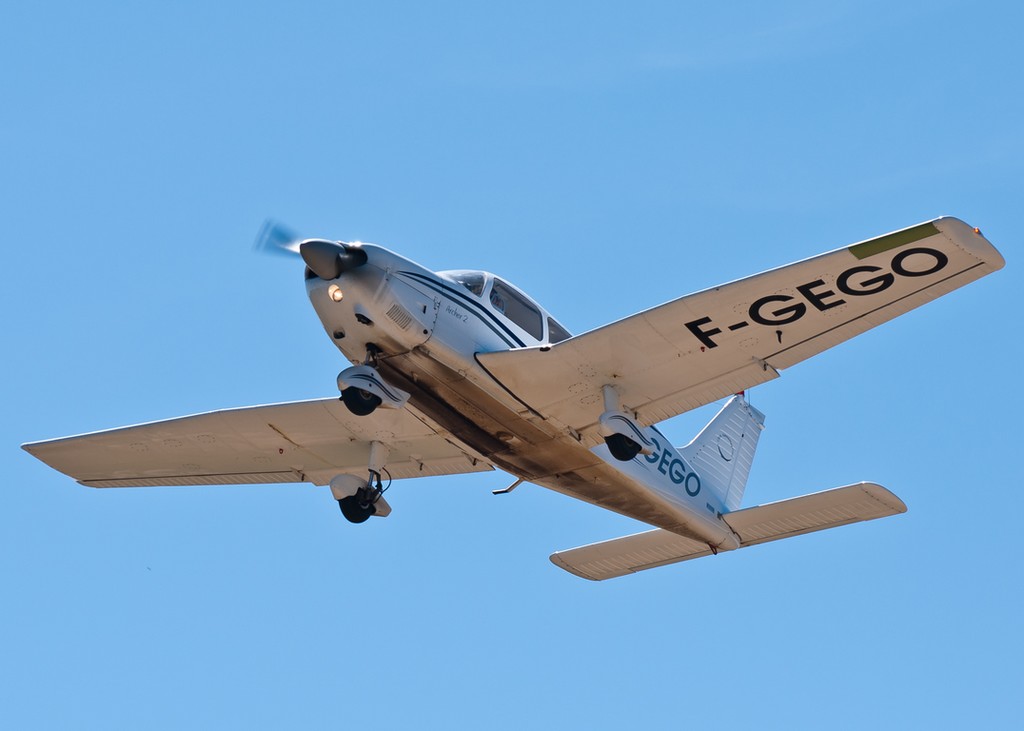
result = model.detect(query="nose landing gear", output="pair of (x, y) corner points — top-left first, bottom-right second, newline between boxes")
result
(336, 348), (411, 417)
(340, 387), (382, 416)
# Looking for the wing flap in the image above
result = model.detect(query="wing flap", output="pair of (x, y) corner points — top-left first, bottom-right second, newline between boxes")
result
(23, 398), (491, 488)
(82, 471), (304, 488)
(479, 217), (1003, 433)
(550, 483), (905, 580)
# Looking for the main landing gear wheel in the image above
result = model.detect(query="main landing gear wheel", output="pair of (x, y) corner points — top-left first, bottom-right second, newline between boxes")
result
(341, 386), (382, 416)
(605, 433), (642, 461)
(338, 488), (378, 523)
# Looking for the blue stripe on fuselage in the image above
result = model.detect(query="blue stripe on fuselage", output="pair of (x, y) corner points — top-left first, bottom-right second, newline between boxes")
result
(396, 270), (527, 348)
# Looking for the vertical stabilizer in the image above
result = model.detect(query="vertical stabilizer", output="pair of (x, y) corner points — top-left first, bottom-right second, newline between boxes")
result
(679, 395), (765, 511)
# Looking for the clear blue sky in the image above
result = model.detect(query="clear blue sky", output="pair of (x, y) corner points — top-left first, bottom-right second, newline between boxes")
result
(3, 2), (1021, 728)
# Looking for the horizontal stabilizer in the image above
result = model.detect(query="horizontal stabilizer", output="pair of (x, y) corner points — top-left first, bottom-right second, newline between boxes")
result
(550, 482), (905, 580)
(723, 481), (906, 545)
(550, 531), (715, 581)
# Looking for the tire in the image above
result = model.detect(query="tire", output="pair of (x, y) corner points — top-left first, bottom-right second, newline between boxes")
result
(341, 387), (382, 416)
(339, 493), (376, 523)
(605, 433), (642, 461)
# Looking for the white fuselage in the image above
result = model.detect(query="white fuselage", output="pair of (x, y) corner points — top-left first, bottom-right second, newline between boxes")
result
(306, 244), (739, 550)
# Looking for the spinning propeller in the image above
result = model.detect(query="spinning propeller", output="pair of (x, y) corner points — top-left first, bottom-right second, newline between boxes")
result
(254, 220), (368, 280)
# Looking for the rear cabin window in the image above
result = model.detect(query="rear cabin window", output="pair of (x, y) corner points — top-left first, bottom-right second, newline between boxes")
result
(490, 279), (543, 340)
(547, 318), (571, 343)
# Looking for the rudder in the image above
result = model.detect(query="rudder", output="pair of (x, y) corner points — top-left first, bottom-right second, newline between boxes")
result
(679, 394), (765, 511)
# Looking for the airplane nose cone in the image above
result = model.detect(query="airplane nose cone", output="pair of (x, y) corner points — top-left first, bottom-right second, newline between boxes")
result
(299, 240), (368, 280)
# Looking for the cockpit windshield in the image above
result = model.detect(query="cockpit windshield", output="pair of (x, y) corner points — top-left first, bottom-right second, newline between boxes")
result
(444, 270), (486, 297)
(437, 269), (567, 344)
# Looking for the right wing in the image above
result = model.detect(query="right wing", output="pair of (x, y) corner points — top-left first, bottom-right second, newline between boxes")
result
(22, 398), (491, 488)
(479, 217), (1004, 433)
(550, 483), (906, 580)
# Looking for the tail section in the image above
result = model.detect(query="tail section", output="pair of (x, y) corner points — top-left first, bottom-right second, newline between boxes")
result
(678, 394), (765, 512)
(550, 482), (907, 580)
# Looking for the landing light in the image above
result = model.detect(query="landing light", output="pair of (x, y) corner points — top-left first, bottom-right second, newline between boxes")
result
(328, 284), (344, 302)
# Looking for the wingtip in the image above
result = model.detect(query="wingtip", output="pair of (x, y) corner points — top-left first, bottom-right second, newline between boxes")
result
(858, 481), (908, 515)
(933, 217), (1006, 272)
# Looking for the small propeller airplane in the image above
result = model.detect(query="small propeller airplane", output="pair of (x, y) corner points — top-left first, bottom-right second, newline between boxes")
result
(23, 217), (1004, 579)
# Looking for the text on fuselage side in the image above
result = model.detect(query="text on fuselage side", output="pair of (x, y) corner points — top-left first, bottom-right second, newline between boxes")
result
(643, 434), (702, 498)
(445, 304), (469, 323)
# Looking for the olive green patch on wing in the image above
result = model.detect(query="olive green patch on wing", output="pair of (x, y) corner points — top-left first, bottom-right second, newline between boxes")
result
(848, 222), (940, 260)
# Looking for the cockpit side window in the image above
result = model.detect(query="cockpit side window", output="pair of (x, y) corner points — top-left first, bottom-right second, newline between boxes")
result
(547, 318), (571, 344)
(490, 279), (543, 340)
(450, 271), (485, 296)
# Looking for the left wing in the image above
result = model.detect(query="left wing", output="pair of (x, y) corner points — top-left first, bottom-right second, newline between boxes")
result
(478, 217), (1004, 433)
(22, 398), (491, 487)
